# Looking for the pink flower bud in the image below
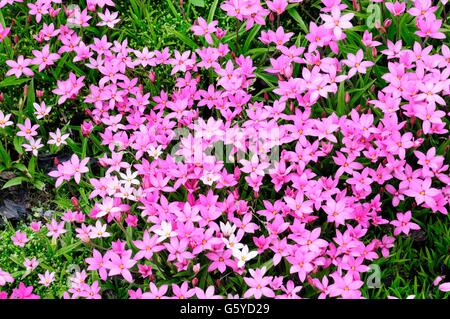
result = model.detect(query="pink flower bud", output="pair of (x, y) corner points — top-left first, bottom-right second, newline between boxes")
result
(81, 121), (93, 137)
(372, 47), (378, 58)
(384, 19), (392, 28)
(71, 197), (79, 208)
(345, 92), (350, 103)
(36, 90), (44, 98)
(148, 71), (156, 83)
(269, 12), (275, 23)
(192, 278), (198, 286)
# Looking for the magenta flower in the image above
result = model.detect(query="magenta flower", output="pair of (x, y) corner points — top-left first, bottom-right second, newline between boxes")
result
(385, 1), (406, 16)
(320, 7), (354, 39)
(105, 250), (136, 283)
(390, 211), (420, 236)
(243, 267), (275, 299)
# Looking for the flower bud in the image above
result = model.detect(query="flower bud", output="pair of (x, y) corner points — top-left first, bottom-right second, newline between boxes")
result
(0, 92), (4, 102)
(384, 19), (392, 28)
(345, 92), (350, 103)
(372, 47), (378, 58)
(269, 12), (275, 23)
(36, 90), (44, 98)
(148, 71), (156, 83)
(192, 278), (198, 287)
(416, 129), (422, 137)
(71, 197), (79, 208)
(81, 121), (93, 136)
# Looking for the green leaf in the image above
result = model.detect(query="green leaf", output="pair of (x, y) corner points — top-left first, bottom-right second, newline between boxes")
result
(164, 0), (179, 17)
(0, 77), (31, 88)
(2, 176), (27, 189)
(243, 24), (261, 52)
(287, 8), (308, 34)
(26, 78), (36, 117)
(207, 0), (219, 23)
(0, 143), (11, 168)
(55, 241), (82, 257)
(189, 0), (205, 7)
(32, 180), (45, 190)
(171, 29), (197, 49)
(337, 81), (346, 116)
(13, 135), (24, 155)
(28, 156), (37, 176)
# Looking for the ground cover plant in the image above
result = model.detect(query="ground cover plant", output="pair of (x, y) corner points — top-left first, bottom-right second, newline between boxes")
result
(0, 0), (449, 299)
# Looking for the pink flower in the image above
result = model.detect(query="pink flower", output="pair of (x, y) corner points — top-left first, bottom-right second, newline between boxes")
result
(46, 219), (66, 240)
(32, 44), (60, 72)
(0, 111), (13, 128)
(328, 273), (363, 299)
(38, 271), (55, 287)
(105, 250), (136, 283)
(385, 1), (406, 16)
(133, 230), (164, 260)
(11, 231), (28, 247)
(403, 178), (439, 207)
(390, 211), (420, 236)
(86, 249), (109, 281)
(342, 49), (374, 78)
(191, 17), (218, 44)
(67, 154), (90, 184)
(10, 282), (40, 299)
(17, 118), (39, 141)
(23, 257), (39, 272)
(30, 221), (41, 232)
(33, 101), (52, 119)
(266, 0), (288, 15)
(243, 267), (275, 299)
(439, 283), (450, 292)
(0, 268), (14, 286)
(48, 128), (70, 147)
(320, 7), (354, 39)
(97, 9), (120, 28)
(415, 15), (445, 39)
(6, 55), (34, 78)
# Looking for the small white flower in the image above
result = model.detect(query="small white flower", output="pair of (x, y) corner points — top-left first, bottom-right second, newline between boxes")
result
(232, 245), (258, 268)
(89, 220), (110, 239)
(219, 221), (236, 237)
(154, 221), (177, 242)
